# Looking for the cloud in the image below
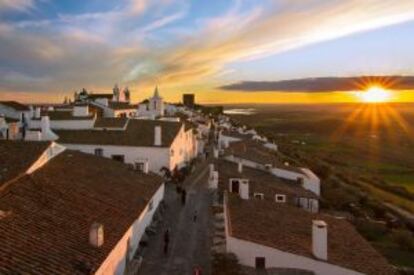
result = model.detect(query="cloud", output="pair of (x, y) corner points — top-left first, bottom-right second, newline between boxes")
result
(140, 10), (186, 33)
(149, 0), (414, 87)
(129, 0), (149, 15)
(219, 76), (414, 92)
(2, 0), (414, 99)
(0, 0), (34, 12)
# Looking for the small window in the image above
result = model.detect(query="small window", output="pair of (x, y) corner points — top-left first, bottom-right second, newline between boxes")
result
(148, 200), (153, 211)
(265, 164), (272, 170)
(135, 162), (145, 172)
(112, 155), (125, 163)
(94, 148), (103, 157)
(275, 194), (286, 203)
(255, 257), (265, 269)
(254, 193), (264, 200)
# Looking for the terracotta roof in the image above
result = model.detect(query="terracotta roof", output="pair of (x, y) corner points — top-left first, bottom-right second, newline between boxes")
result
(94, 117), (128, 128)
(56, 119), (182, 148)
(0, 101), (30, 111)
(224, 140), (304, 174)
(0, 150), (163, 274)
(227, 195), (396, 275)
(107, 101), (137, 110)
(0, 141), (50, 187)
(216, 159), (317, 200)
(88, 93), (113, 99)
(4, 116), (19, 123)
(32, 111), (95, 121)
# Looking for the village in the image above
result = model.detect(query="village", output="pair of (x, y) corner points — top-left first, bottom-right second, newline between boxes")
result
(0, 86), (396, 275)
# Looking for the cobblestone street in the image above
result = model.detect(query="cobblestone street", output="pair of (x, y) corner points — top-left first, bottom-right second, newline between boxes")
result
(138, 160), (214, 275)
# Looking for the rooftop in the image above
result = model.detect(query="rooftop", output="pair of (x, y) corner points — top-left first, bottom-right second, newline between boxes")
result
(216, 159), (317, 200)
(56, 119), (182, 147)
(0, 141), (50, 187)
(107, 101), (137, 110)
(93, 117), (128, 129)
(224, 139), (304, 174)
(0, 101), (30, 111)
(226, 195), (395, 275)
(88, 93), (113, 99)
(0, 149), (163, 274)
(32, 110), (95, 121)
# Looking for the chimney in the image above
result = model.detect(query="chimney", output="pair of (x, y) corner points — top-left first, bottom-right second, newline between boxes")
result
(142, 160), (149, 174)
(41, 116), (58, 141)
(239, 179), (249, 200)
(312, 220), (328, 261)
(238, 161), (243, 173)
(154, 126), (162, 146)
(41, 116), (50, 134)
(35, 107), (41, 119)
(213, 147), (219, 158)
(89, 222), (104, 248)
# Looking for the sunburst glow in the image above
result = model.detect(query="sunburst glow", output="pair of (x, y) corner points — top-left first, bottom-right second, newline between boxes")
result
(360, 86), (391, 103)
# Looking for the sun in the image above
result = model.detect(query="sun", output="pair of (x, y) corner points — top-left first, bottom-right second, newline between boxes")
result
(360, 86), (391, 103)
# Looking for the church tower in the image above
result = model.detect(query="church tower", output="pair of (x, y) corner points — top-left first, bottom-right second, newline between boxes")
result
(112, 84), (120, 102)
(149, 86), (164, 116)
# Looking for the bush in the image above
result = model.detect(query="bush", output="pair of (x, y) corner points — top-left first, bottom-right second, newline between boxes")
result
(212, 253), (245, 275)
(392, 230), (414, 252)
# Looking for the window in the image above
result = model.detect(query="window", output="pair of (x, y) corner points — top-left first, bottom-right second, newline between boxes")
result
(230, 179), (240, 193)
(111, 155), (125, 163)
(135, 162), (145, 172)
(265, 164), (272, 170)
(255, 257), (265, 269)
(148, 200), (153, 211)
(254, 193), (264, 200)
(94, 148), (103, 157)
(275, 194), (286, 203)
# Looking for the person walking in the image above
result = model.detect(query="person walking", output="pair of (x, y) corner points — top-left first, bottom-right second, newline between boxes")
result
(193, 210), (198, 222)
(163, 229), (170, 255)
(181, 188), (187, 206)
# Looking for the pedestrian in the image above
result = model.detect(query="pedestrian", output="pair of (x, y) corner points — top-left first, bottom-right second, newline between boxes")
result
(163, 229), (170, 255)
(193, 266), (202, 275)
(193, 210), (198, 222)
(181, 188), (187, 206)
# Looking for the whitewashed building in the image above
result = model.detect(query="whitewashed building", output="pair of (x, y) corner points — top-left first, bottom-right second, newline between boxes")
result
(223, 139), (320, 196)
(0, 101), (31, 121)
(0, 140), (165, 275)
(55, 119), (197, 173)
(223, 193), (395, 275)
(215, 159), (319, 213)
(136, 87), (165, 118)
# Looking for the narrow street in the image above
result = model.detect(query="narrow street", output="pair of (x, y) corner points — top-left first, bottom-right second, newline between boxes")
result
(138, 159), (214, 275)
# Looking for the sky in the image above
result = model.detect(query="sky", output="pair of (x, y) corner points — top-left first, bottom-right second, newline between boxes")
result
(1, 0), (414, 104)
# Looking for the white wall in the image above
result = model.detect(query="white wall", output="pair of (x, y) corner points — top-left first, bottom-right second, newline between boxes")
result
(224, 155), (320, 196)
(61, 144), (170, 174)
(29, 119), (95, 130)
(96, 183), (165, 275)
(168, 125), (196, 170)
(0, 104), (30, 120)
(226, 236), (362, 275)
(218, 134), (241, 149)
(223, 196), (360, 275)
(300, 168), (321, 196)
